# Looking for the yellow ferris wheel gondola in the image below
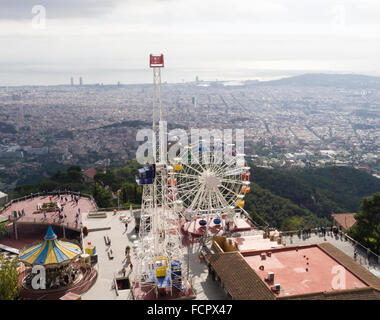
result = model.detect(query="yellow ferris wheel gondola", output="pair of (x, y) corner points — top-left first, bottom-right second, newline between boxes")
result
(173, 157), (183, 171)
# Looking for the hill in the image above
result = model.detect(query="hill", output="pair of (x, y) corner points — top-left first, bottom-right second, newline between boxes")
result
(244, 183), (330, 230)
(253, 73), (380, 89)
(247, 165), (380, 228)
(10, 161), (379, 231)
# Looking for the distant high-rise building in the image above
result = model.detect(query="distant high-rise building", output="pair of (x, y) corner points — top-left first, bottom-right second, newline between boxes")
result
(196, 76), (199, 83)
(192, 97), (197, 109)
(70, 77), (74, 86)
(79, 77), (83, 86)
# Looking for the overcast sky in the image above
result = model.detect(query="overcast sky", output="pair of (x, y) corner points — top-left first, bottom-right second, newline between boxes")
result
(1, 0), (380, 85)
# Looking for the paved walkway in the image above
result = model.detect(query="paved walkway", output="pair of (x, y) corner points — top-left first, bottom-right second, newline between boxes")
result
(182, 240), (227, 300)
(81, 210), (134, 300)
(81, 210), (227, 300)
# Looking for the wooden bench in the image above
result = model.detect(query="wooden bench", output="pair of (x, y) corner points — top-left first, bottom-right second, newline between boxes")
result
(108, 249), (114, 260)
(104, 235), (111, 246)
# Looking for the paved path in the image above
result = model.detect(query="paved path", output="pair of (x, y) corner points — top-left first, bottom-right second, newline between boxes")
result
(81, 210), (134, 300)
(81, 210), (227, 300)
(182, 240), (227, 300)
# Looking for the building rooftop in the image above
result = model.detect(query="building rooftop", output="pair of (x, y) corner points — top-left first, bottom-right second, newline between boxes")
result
(332, 213), (357, 230)
(243, 244), (368, 297)
(232, 234), (283, 252)
(207, 236), (380, 300)
(207, 252), (275, 300)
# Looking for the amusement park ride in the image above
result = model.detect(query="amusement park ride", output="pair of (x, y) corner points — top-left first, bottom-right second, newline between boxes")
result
(134, 54), (252, 299)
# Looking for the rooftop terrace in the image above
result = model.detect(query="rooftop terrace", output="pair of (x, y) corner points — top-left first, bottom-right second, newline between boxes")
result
(244, 245), (368, 297)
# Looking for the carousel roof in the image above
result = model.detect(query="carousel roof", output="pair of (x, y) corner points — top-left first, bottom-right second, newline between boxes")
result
(19, 225), (81, 266)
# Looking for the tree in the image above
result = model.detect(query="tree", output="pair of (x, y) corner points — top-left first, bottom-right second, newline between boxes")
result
(281, 216), (306, 231)
(0, 222), (7, 239)
(0, 255), (21, 300)
(38, 179), (58, 192)
(90, 183), (113, 208)
(94, 171), (117, 190)
(348, 193), (380, 254)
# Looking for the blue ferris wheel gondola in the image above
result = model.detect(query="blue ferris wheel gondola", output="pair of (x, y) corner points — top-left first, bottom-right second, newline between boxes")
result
(199, 219), (207, 226)
(137, 164), (156, 185)
(213, 218), (221, 225)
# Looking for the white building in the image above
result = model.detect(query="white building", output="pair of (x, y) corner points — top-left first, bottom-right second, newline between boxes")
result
(0, 191), (8, 206)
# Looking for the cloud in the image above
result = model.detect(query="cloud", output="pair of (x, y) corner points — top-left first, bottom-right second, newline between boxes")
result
(0, 0), (124, 20)
(1, 0), (380, 85)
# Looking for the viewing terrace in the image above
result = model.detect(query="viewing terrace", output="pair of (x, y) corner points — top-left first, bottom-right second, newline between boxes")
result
(0, 192), (97, 248)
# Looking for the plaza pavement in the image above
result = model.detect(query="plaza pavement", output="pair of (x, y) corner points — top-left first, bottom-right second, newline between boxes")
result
(81, 209), (227, 300)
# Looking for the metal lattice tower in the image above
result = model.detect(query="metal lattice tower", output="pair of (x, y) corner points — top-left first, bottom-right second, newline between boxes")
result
(135, 54), (186, 298)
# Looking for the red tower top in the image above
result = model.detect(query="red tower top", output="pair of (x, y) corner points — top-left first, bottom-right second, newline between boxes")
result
(150, 54), (164, 68)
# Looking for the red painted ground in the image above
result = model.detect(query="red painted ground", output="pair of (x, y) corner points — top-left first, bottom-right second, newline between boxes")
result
(243, 246), (368, 297)
(1, 195), (97, 231)
(0, 237), (43, 250)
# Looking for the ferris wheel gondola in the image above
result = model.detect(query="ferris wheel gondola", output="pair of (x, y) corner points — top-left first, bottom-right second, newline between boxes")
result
(171, 144), (251, 221)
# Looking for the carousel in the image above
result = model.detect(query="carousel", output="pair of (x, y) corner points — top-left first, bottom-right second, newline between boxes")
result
(19, 225), (83, 290)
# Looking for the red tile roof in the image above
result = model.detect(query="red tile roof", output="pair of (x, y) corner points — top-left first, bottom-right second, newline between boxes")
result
(83, 168), (98, 180)
(331, 213), (357, 230)
(280, 287), (380, 300)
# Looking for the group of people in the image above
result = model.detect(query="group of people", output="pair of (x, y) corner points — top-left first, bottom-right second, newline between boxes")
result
(25, 264), (80, 290)
(298, 228), (313, 237)
(38, 193), (82, 227)
(45, 265), (80, 289)
(14, 209), (25, 219)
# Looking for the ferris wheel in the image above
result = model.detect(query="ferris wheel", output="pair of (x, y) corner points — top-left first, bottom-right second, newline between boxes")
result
(168, 143), (251, 221)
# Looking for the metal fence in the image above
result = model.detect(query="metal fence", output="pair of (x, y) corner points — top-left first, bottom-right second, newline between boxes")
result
(0, 191), (97, 214)
(8, 216), (81, 231)
(1, 191), (98, 232)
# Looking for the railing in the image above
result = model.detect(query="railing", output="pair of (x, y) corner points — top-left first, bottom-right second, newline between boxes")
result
(96, 204), (141, 212)
(1, 190), (97, 219)
(240, 208), (269, 230)
(8, 215), (81, 231)
(0, 191), (97, 215)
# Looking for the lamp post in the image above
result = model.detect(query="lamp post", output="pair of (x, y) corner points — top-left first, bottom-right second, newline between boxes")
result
(117, 189), (121, 210)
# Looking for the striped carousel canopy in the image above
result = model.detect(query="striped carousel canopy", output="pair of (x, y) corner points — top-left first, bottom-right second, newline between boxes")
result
(19, 225), (81, 266)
